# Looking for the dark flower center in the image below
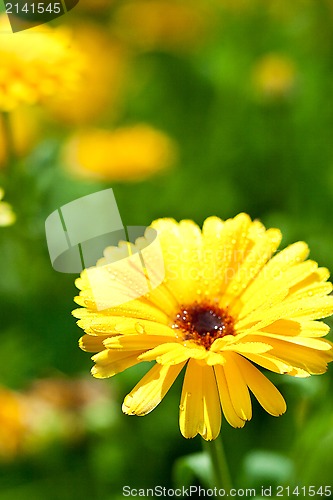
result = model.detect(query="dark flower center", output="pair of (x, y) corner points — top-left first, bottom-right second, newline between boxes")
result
(172, 303), (235, 350)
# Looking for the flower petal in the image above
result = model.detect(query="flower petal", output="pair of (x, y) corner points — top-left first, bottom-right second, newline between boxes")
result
(139, 342), (206, 364)
(179, 359), (204, 438)
(122, 362), (185, 415)
(222, 352), (252, 421)
(79, 334), (110, 352)
(222, 228), (281, 307)
(214, 364), (245, 428)
(103, 334), (178, 351)
(179, 359), (221, 441)
(235, 356), (287, 416)
(201, 365), (222, 440)
(91, 350), (143, 378)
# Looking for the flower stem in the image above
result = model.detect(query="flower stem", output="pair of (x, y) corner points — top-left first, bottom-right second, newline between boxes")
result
(203, 438), (233, 491)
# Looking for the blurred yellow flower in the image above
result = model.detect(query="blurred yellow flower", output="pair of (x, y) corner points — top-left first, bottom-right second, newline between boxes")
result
(63, 124), (177, 181)
(252, 54), (297, 99)
(113, 0), (209, 52)
(74, 214), (333, 440)
(0, 14), (81, 112)
(44, 23), (126, 125)
(0, 188), (16, 226)
(0, 388), (26, 459)
(0, 107), (39, 168)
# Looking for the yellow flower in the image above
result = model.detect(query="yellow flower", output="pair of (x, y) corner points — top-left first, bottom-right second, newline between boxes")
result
(44, 23), (126, 125)
(63, 124), (177, 181)
(0, 15), (80, 112)
(252, 54), (297, 99)
(74, 214), (333, 440)
(0, 188), (16, 226)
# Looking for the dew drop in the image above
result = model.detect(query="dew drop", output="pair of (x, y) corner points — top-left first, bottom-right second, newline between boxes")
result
(179, 404), (184, 411)
(187, 392), (192, 397)
(136, 323), (145, 334)
(307, 291), (313, 297)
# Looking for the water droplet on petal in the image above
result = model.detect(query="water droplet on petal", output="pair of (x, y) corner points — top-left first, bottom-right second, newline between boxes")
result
(179, 404), (184, 411)
(136, 323), (145, 334)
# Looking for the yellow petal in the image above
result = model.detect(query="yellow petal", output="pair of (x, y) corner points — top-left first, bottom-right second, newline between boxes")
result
(211, 338), (272, 354)
(241, 332), (333, 351)
(74, 294), (169, 324)
(223, 341), (273, 355)
(222, 352), (252, 421)
(122, 362), (185, 415)
(260, 319), (332, 339)
(288, 267), (330, 295)
(139, 342), (206, 364)
(214, 365), (246, 428)
(266, 338), (333, 374)
(91, 350), (142, 378)
(79, 334), (110, 352)
(222, 228), (281, 307)
(236, 295), (333, 332)
(179, 359), (221, 440)
(103, 334), (178, 351)
(240, 352), (295, 375)
(205, 351), (227, 366)
(200, 365), (222, 440)
(235, 242), (309, 315)
(179, 359), (204, 438)
(77, 314), (175, 336)
(151, 218), (203, 304)
(235, 356), (287, 416)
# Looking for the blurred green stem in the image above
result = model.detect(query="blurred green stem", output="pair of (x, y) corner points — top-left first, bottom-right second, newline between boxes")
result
(203, 438), (232, 491)
(2, 111), (16, 169)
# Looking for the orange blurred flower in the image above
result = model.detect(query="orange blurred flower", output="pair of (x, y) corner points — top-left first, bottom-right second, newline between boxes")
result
(63, 124), (177, 182)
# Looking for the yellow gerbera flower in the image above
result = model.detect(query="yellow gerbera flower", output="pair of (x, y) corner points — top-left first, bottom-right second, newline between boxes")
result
(74, 214), (333, 440)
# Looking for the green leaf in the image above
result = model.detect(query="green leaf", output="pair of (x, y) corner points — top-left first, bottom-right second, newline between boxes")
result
(241, 450), (294, 489)
(173, 451), (213, 489)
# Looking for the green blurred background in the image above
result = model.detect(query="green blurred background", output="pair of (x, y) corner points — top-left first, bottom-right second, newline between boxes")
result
(1, 0), (333, 498)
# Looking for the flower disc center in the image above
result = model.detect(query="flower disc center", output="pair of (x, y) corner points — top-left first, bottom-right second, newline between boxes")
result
(173, 303), (235, 350)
